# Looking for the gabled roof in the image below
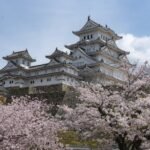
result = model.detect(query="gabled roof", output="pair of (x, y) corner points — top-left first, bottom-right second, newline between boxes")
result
(79, 65), (96, 77)
(29, 61), (79, 72)
(82, 65), (95, 73)
(79, 16), (100, 31)
(0, 59), (30, 72)
(65, 37), (105, 50)
(66, 37), (129, 55)
(72, 16), (122, 40)
(3, 49), (36, 62)
(74, 47), (96, 63)
(46, 48), (74, 60)
(0, 72), (26, 80)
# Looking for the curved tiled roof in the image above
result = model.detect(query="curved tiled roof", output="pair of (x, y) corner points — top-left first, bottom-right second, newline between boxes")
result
(46, 48), (74, 60)
(3, 49), (36, 62)
(72, 16), (122, 40)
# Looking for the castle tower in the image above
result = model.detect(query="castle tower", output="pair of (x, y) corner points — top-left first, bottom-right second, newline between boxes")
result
(3, 49), (36, 69)
(66, 17), (130, 84)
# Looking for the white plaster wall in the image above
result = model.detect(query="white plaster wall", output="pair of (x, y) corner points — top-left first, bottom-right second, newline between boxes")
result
(113, 69), (127, 81)
(72, 50), (95, 67)
(27, 75), (78, 87)
(94, 65), (127, 82)
(16, 70), (28, 76)
(29, 67), (78, 77)
(4, 79), (25, 88)
(72, 58), (90, 67)
(10, 58), (30, 66)
(57, 56), (72, 63)
(64, 68), (78, 76)
(1, 66), (78, 88)
(107, 49), (119, 58)
(95, 55), (115, 65)
(94, 65), (113, 76)
(97, 31), (111, 41)
(79, 30), (112, 42)
(83, 44), (100, 53)
(79, 31), (98, 41)
(4, 74), (79, 88)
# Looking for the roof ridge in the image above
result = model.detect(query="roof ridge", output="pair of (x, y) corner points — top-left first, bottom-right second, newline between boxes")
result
(13, 49), (28, 54)
(79, 17), (99, 31)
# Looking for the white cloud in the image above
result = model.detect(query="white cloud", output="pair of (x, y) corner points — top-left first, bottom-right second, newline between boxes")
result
(117, 34), (150, 63)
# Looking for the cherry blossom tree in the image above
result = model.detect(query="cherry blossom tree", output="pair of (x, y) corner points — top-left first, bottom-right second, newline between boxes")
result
(0, 96), (65, 150)
(58, 63), (150, 150)
(122, 61), (150, 101)
(60, 82), (150, 150)
(0, 63), (149, 150)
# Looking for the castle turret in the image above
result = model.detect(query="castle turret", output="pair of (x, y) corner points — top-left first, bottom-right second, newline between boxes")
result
(66, 17), (131, 84)
(72, 16), (122, 42)
(3, 49), (36, 68)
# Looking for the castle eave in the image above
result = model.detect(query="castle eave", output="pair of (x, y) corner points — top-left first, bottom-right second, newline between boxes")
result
(27, 71), (81, 80)
(73, 26), (122, 40)
(3, 56), (36, 62)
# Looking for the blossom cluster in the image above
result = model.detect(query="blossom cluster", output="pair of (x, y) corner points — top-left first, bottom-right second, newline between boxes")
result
(0, 96), (65, 150)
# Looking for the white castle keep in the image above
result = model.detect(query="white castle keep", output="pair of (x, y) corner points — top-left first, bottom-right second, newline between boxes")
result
(0, 17), (130, 90)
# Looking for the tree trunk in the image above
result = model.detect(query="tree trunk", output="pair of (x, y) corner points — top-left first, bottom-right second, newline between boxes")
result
(115, 133), (142, 150)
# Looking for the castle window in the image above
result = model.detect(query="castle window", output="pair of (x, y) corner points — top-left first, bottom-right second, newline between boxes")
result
(83, 36), (86, 40)
(9, 80), (13, 84)
(30, 80), (35, 84)
(47, 78), (51, 81)
(91, 34), (93, 39)
(87, 35), (89, 39)
(41, 79), (43, 83)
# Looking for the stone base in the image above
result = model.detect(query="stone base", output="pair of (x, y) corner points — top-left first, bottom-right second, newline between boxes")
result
(7, 84), (75, 105)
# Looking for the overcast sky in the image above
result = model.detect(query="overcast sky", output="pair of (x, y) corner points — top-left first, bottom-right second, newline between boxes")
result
(0, 0), (150, 68)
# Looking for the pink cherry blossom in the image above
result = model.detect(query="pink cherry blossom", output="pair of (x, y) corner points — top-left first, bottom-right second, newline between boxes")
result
(0, 96), (65, 150)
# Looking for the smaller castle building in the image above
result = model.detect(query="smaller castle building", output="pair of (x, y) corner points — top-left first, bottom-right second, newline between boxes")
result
(0, 17), (130, 92)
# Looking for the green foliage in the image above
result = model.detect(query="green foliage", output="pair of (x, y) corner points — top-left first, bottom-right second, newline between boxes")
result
(0, 96), (6, 104)
(58, 130), (99, 148)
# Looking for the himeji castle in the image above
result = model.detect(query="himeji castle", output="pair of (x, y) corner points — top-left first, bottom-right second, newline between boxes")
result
(0, 17), (130, 91)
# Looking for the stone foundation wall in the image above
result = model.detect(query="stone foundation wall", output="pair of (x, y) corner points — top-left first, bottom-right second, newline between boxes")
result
(6, 84), (75, 105)
(7, 84), (71, 95)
